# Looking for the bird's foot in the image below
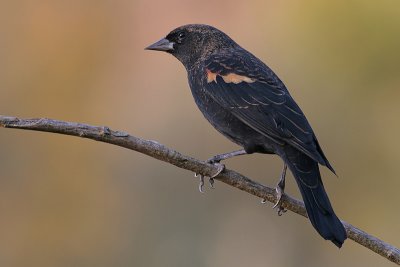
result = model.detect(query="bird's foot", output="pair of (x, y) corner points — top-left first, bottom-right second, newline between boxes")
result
(195, 158), (225, 193)
(273, 184), (287, 216)
(206, 158), (225, 190)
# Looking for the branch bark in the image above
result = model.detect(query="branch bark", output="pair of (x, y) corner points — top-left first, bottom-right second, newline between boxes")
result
(1, 115), (399, 265)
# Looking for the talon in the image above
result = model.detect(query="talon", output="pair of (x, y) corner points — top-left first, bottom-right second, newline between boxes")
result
(210, 163), (225, 178)
(272, 186), (282, 209)
(273, 185), (287, 215)
(198, 175), (205, 193)
(277, 207), (287, 216)
(195, 150), (247, 192)
(273, 185), (283, 209)
(196, 150), (247, 192)
(273, 163), (287, 213)
(209, 177), (215, 189)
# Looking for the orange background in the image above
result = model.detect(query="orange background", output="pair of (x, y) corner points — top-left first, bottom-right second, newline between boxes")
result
(1, 1), (399, 266)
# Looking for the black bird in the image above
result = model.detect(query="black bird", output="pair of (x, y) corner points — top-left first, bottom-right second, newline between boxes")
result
(146, 24), (347, 247)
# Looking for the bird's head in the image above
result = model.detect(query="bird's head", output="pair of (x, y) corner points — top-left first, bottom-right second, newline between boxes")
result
(145, 24), (237, 69)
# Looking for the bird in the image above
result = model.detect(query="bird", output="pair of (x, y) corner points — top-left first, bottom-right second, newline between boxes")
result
(145, 24), (347, 247)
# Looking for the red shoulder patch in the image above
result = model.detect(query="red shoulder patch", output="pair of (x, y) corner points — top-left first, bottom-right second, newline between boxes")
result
(206, 69), (255, 84)
(206, 69), (218, 83)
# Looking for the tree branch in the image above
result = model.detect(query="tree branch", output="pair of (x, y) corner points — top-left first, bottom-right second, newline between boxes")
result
(0, 115), (399, 265)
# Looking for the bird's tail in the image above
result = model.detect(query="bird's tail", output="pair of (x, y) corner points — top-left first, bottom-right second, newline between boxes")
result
(281, 146), (347, 247)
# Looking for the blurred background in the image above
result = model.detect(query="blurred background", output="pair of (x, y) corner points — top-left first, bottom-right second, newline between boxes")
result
(1, 1), (399, 266)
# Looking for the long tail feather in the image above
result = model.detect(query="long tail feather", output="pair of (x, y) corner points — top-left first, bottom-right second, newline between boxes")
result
(281, 146), (347, 247)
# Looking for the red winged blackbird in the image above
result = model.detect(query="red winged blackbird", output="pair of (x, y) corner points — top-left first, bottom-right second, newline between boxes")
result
(146, 24), (347, 247)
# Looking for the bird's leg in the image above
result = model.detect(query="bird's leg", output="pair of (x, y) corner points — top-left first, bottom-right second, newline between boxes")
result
(272, 164), (287, 216)
(207, 149), (248, 164)
(196, 149), (247, 192)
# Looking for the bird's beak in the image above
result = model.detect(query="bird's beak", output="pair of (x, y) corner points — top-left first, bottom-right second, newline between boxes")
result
(145, 38), (174, 52)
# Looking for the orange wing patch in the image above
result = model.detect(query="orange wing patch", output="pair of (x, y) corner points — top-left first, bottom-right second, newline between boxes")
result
(206, 69), (218, 83)
(206, 69), (255, 84)
(222, 73), (255, 84)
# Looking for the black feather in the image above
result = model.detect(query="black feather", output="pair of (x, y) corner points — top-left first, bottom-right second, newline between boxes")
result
(147, 24), (346, 247)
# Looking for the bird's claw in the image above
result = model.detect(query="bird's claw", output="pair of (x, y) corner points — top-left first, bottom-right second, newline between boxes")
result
(209, 162), (225, 178)
(209, 177), (215, 189)
(273, 185), (287, 216)
(206, 161), (224, 190)
(197, 173), (205, 193)
(194, 160), (225, 193)
(196, 174), (215, 193)
(277, 208), (287, 216)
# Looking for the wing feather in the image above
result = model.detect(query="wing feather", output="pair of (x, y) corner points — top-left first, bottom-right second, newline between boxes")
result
(203, 51), (329, 166)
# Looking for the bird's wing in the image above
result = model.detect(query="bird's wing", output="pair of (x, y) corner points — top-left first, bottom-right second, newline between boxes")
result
(203, 51), (331, 169)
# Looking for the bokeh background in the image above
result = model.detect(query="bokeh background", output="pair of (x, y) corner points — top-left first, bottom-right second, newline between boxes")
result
(1, 1), (399, 266)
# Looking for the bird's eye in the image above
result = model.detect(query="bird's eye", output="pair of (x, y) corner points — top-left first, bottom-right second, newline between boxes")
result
(178, 32), (186, 39)
(176, 31), (186, 43)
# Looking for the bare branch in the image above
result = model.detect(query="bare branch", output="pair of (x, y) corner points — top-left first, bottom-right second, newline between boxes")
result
(1, 115), (399, 265)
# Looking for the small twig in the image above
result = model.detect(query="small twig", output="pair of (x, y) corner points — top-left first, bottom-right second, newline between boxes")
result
(0, 115), (399, 265)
